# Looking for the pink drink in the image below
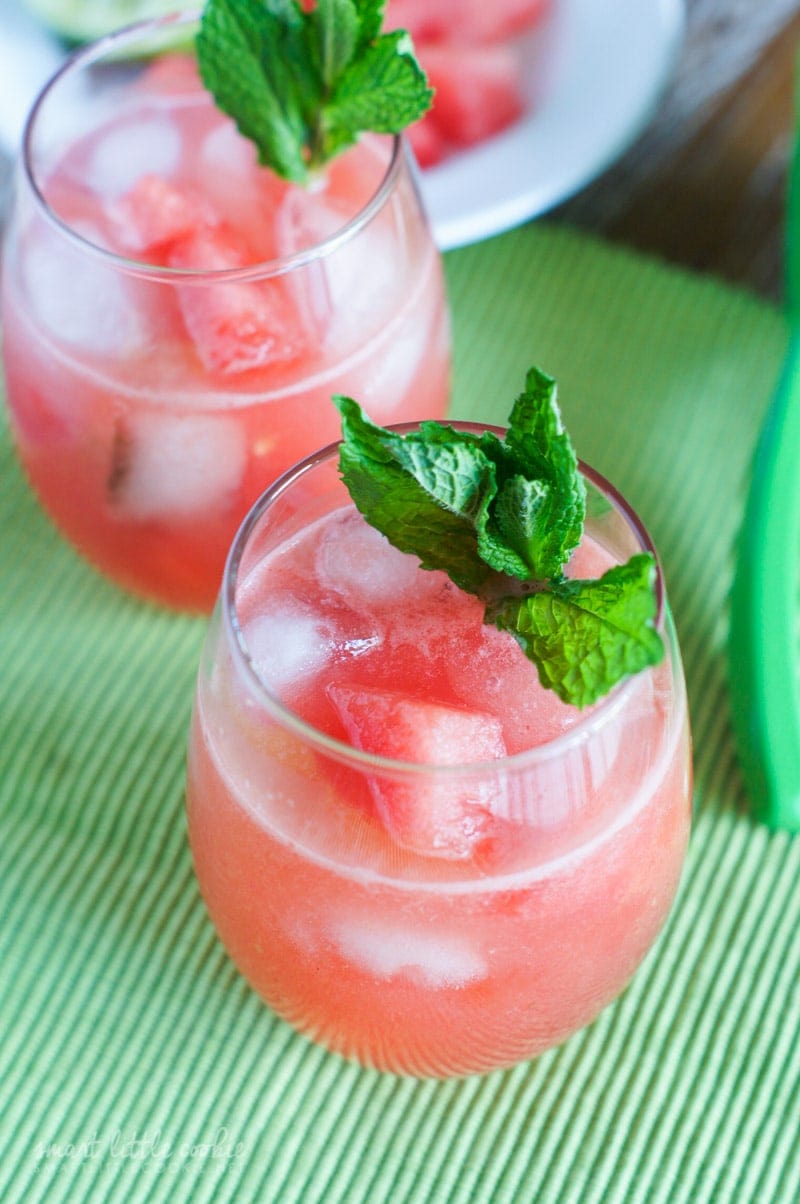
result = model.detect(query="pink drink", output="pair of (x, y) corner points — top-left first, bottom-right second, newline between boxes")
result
(186, 430), (693, 1078)
(0, 16), (450, 610)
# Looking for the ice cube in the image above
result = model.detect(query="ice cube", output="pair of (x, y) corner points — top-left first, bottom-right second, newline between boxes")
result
(198, 121), (273, 253)
(109, 412), (246, 520)
(201, 120), (255, 178)
(345, 251), (445, 420)
(275, 188), (399, 349)
(488, 676), (633, 832)
(492, 717), (624, 830)
(243, 602), (381, 694)
(275, 181), (344, 257)
(493, 753), (585, 830)
(22, 234), (146, 356)
(330, 912), (487, 988)
(584, 715), (623, 789)
(316, 510), (432, 608)
(87, 113), (181, 199)
(244, 606), (333, 694)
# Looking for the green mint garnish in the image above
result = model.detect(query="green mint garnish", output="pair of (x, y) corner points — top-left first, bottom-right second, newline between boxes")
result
(487, 555), (664, 709)
(334, 367), (665, 708)
(196, 0), (433, 183)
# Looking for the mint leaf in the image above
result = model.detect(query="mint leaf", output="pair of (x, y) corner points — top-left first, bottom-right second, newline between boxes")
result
(197, 0), (310, 183)
(484, 367), (586, 580)
(325, 31), (431, 137)
(475, 466), (550, 581)
(197, 0), (432, 183)
(309, 0), (358, 88)
(335, 396), (496, 595)
(334, 368), (666, 708)
(353, 0), (386, 46)
(334, 391), (588, 597)
(488, 554), (664, 708)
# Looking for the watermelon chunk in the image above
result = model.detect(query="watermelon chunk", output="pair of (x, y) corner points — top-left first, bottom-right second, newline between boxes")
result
(168, 223), (305, 376)
(110, 175), (305, 374)
(110, 174), (215, 258)
(328, 686), (507, 859)
(387, 0), (547, 165)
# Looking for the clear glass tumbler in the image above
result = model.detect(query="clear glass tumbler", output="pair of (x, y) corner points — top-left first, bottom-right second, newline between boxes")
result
(1, 12), (450, 611)
(186, 425), (693, 1079)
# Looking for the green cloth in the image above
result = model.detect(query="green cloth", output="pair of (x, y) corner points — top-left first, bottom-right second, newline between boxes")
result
(1, 223), (798, 1202)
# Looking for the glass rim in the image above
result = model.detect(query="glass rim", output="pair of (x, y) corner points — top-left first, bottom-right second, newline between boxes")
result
(220, 420), (668, 778)
(20, 8), (406, 285)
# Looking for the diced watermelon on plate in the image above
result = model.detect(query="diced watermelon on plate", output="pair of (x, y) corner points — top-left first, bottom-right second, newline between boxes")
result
(405, 116), (450, 169)
(327, 686), (507, 860)
(387, 0), (547, 165)
(421, 43), (526, 150)
(387, 0), (549, 46)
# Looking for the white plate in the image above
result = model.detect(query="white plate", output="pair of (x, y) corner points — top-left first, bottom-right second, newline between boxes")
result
(422, 0), (686, 250)
(0, 0), (684, 250)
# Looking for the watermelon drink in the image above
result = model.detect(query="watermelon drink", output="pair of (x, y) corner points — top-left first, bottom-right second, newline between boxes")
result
(186, 422), (692, 1078)
(0, 13), (449, 610)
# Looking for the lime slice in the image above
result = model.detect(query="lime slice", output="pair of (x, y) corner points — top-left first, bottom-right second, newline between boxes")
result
(23, 0), (178, 43)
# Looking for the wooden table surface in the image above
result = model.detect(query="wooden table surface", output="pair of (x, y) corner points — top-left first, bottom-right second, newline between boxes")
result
(559, 7), (800, 305)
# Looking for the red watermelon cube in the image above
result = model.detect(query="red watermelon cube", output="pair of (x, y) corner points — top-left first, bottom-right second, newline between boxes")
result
(167, 222), (305, 376)
(422, 43), (526, 149)
(328, 685), (508, 859)
(110, 174), (215, 257)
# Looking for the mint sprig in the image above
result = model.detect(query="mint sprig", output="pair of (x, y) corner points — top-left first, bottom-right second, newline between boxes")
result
(488, 555), (663, 709)
(196, 0), (433, 183)
(334, 367), (665, 708)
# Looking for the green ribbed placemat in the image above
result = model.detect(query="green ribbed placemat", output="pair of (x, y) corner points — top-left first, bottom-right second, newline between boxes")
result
(2, 223), (799, 1203)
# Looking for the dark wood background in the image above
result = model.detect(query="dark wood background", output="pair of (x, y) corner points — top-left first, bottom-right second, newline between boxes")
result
(558, 2), (800, 304)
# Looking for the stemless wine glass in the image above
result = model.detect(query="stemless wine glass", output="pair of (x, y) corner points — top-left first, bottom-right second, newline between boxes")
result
(186, 424), (693, 1079)
(0, 12), (450, 611)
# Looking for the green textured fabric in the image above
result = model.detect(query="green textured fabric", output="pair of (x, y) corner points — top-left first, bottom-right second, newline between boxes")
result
(1, 222), (799, 1202)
